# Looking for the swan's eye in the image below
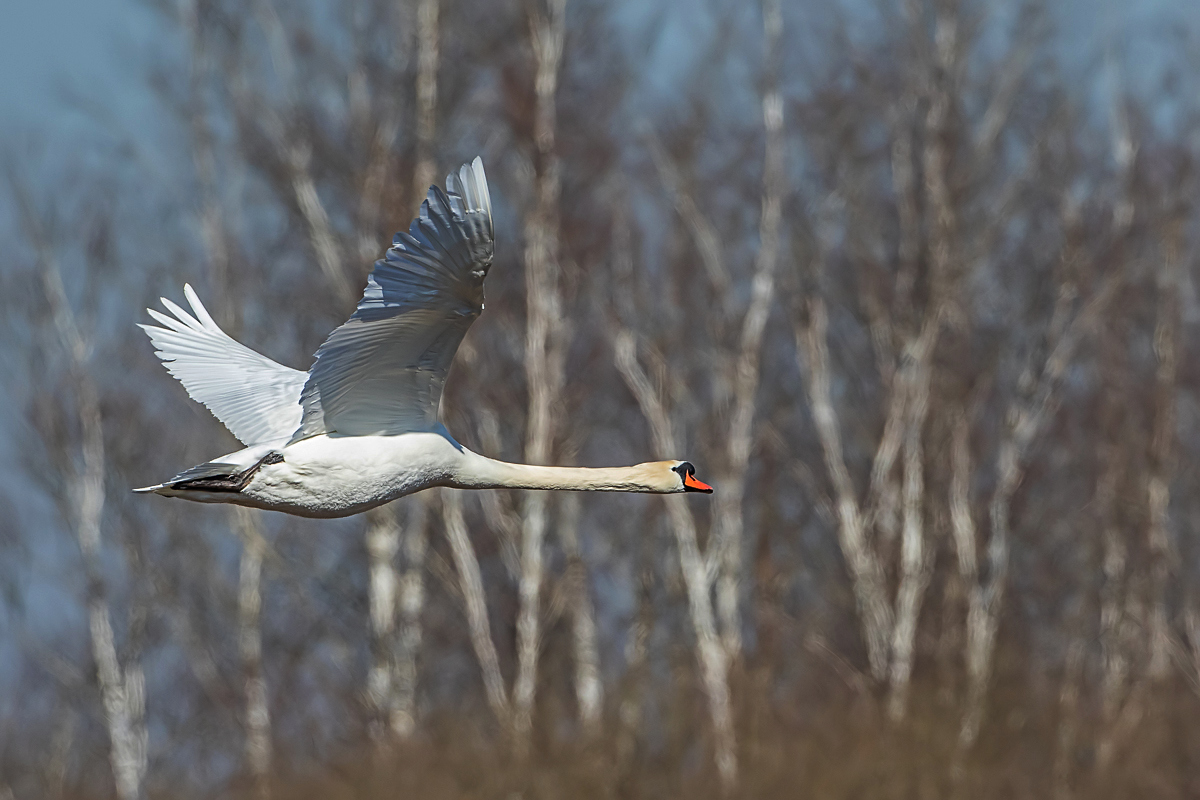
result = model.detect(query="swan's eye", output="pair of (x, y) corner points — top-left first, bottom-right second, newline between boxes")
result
(674, 461), (695, 477)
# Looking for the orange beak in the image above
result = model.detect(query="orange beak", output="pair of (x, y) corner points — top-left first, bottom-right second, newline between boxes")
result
(683, 473), (713, 493)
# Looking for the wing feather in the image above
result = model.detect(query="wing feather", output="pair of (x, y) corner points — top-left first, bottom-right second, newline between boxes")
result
(140, 285), (307, 445)
(294, 157), (493, 439)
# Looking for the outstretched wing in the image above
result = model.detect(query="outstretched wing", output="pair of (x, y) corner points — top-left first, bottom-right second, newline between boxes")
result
(293, 157), (494, 440)
(140, 284), (308, 446)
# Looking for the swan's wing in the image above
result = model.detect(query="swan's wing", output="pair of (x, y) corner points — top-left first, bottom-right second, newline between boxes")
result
(140, 285), (307, 446)
(293, 157), (494, 439)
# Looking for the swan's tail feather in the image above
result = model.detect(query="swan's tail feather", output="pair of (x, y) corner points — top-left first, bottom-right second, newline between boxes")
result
(134, 448), (283, 497)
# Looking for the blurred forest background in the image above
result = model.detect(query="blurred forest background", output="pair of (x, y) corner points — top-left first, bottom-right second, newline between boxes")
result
(4, 0), (1200, 797)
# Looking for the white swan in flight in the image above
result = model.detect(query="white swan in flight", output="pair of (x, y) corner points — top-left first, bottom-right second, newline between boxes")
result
(136, 158), (713, 518)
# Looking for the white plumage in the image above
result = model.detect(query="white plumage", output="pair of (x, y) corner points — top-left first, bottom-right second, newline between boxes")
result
(140, 285), (308, 445)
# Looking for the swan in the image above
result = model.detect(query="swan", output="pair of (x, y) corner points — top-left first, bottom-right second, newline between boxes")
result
(135, 158), (712, 518)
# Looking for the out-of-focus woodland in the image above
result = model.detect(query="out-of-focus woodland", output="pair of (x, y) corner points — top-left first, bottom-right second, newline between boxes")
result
(5, 0), (1200, 797)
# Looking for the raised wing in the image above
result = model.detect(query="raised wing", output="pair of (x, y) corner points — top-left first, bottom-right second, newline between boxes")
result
(140, 285), (307, 446)
(293, 157), (494, 439)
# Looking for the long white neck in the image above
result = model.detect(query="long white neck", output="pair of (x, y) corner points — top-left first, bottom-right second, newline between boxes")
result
(450, 449), (675, 493)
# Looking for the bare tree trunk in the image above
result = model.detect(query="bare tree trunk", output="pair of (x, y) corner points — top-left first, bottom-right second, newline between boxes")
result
(557, 493), (603, 735)
(412, 0), (439, 202)
(1145, 222), (1180, 679)
(1183, 605), (1200, 697)
(235, 510), (271, 799)
(87, 596), (147, 800)
(363, 1), (441, 742)
(795, 1), (953, 725)
(364, 497), (428, 740)
(45, 708), (77, 800)
(514, 0), (568, 749)
(442, 491), (511, 725)
(1089, 315), (1146, 773)
(613, 332), (737, 789)
(886, 329), (935, 721)
(616, 562), (653, 770)
(1097, 456), (1131, 747)
(797, 301), (894, 679)
(365, 507), (402, 741)
(182, 11), (278, 778)
(393, 496), (429, 737)
(244, 4), (434, 745)
(16, 192), (147, 800)
(880, 0), (956, 720)
(710, 0), (783, 660)
(959, 276), (1119, 756)
(1052, 636), (1085, 800)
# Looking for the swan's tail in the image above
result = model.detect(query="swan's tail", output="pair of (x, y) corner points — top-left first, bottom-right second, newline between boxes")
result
(133, 447), (282, 497)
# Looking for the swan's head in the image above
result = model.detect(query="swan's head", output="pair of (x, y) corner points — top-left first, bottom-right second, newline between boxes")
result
(669, 460), (713, 494)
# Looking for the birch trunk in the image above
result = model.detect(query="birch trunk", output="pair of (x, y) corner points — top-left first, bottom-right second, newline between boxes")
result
(442, 492), (510, 725)
(797, 302), (893, 679)
(365, 507), (401, 740)
(386, 12), (438, 730)
(182, 10), (278, 776)
(886, 330), (935, 721)
(1145, 224), (1180, 679)
(616, 563), (653, 769)
(412, 0), (439, 202)
(959, 275), (1119, 752)
(235, 510), (271, 799)
(1052, 637), (1085, 800)
(878, 0), (959, 701)
(242, 5), (430, 742)
(514, 0), (568, 748)
(613, 332), (737, 789)
(365, 498), (430, 739)
(797, 1), (952, 712)
(18, 195), (147, 800)
(393, 495), (429, 737)
(1094, 439), (1142, 772)
(557, 493), (603, 734)
(710, 0), (783, 660)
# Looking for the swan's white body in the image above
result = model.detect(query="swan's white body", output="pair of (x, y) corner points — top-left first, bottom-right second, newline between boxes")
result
(136, 158), (711, 517)
(145, 428), (694, 518)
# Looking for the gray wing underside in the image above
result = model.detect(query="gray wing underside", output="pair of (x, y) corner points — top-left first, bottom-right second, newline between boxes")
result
(293, 157), (494, 440)
(140, 285), (307, 446)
